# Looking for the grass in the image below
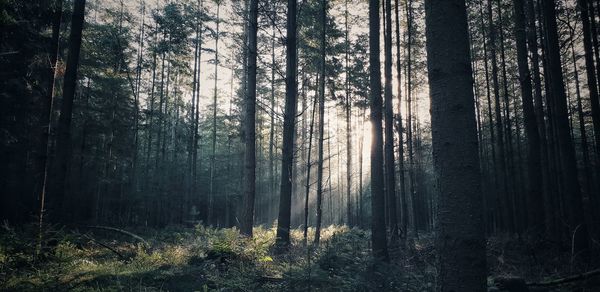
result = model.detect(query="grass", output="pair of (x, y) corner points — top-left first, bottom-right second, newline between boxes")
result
(0, 224), (436, 291)
(2, 223), (594, 291)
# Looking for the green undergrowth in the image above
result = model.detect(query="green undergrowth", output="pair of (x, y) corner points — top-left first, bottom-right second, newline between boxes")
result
(0, 224), (436, 291)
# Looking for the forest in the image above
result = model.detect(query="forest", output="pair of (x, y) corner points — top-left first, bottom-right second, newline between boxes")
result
(1, 0), (600, 290)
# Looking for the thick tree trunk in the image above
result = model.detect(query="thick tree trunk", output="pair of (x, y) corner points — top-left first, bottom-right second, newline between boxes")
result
(275, 0), (297, 249)
(369, 0), (389, 261)
(496, 0), (520, 232)
(578, 0), (600, 183)
(541, 0), (589, 254)
(48, 0), (87, 221)
(570, 35), (596, 230)
(240, 0), (258, 237)
(478, 0), (499, 232)
(512, 0), (545, 234)
(424, 0), (487, 290)
(487, 0), (513, 233)
(526, 0), (554, 238)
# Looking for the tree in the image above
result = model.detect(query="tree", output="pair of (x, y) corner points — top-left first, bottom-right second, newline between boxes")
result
(487, 0), (513, 233)
(383, 0), (399, 242)
(394, 0), (408, 240)
(208, 0), (222, 225)
(541, 0), (589, 255)
(47, 0), (87, 221)
(424, 0), (486, 290)
(577, 0), (600, 174)
(344, 0), (353, 228)
(512, 0), (544, 233)
(314, 0), (327, 246)
(275, 0), (298, 249)
(240, 0), (258, 237)
(38, 0), (64, 249)
(368, 0), (388, 261)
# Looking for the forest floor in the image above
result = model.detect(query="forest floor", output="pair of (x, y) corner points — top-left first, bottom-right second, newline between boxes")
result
(1, 224), (599, 291)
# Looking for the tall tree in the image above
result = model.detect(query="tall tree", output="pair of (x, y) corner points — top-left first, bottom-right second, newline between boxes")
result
(368, 0), (389, 261)
(46, 0), (87, 221)
(344, 0), (353, 227)
(405, 0), (418, 237)
(240, 0), (258, 237)
(424, 0), (486, 290)
(275, 0), (298, 249)
(394, 0), (408, 240)
(541, 0), (589, 254)
(383, 0), (399, 242)
(525, 0), (554, 237)
(208, 0), (222, 225)
(487, 0), (513, 233)
(38, 0), (64, 252)
(303, 80), (318, 244)
(314, 0), (327, 246)
(512, 0), (544, 233)
(577, 0), (600, 171)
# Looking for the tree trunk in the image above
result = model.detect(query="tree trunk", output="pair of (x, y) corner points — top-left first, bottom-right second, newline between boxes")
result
(570, 33), (596, 232)
(541, 0), (589, 254)
(383, 0), (399, 243)
(404, 0), (418, 238)
(369, 0), (389, 261)
(314, 0), (327, 246)
(344, 0), (353, 228)
(496, 0), (520, 232)
(38, 0), (64, 252)
(394, 0), (408, 240)
(275, 0), (297, 249)
(512, 0), (545, 234)
(208, 2), (221, 226)
(48, 0), (87, 221)
(303, 77), (318, 244)
(241, 0), (258, 237)
(487, 0), (513, 233)
(526, 0), (554, 238)
(578, 0), (600, 183)
(424, 0), (487, 290)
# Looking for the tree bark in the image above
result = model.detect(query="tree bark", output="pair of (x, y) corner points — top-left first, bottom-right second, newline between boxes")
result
(577, 0), (600, 182)
(369, 0), (389, 261)
(241, 0), (258, 237)
(424, 0), (487, 290)
(303, 78), (318, 244)
(541, 0), (588, 254)
(344, 0), (353, 228)
(487, 0), (513, 233)
(48, 0), (87, 221)
(314, 0), (327, 246)
(512, 0), (545, 234)
(275, 0), (298, 249)
(383, 0), (399, 243)
(394, 0), (408, 240)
